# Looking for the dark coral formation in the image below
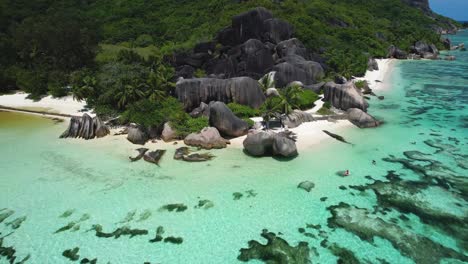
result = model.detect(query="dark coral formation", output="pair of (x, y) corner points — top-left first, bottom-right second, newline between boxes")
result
(90, 224), (148, 239)
(238, 229), (311, 264)
(328, 203), (468, 264)
(159, 204), (188, 212)
(62, 247), (80, 261)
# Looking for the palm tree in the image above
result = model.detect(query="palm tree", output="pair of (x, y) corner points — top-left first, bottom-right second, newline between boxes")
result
(261, 97), (280, 130)
(115, 79), (146, 109)
(72, 76), (96, 101)
(258, 72), (275, 92)
(146, 69), (175, 102)
(279, 84), (301, 115)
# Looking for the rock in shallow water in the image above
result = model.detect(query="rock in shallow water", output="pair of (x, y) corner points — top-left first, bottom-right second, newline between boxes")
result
(297, 181), (315, 192)
(143, 150), (166, 165)
(347, 108), (380, 128)
(238, 229), (311, 264)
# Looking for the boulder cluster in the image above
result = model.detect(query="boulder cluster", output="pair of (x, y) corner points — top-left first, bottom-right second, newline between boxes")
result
(173, 7), (325, 110)
(60, 113), (109, 140)
(388, 41), (441, 60)
(243, 130), (298, 158)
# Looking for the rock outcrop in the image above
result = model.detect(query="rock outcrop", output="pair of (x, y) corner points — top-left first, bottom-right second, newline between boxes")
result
(184, 127), (229, 149)
(143, 150), (166, 165)
(161, 122), (177, 142)
(282, 110), (315, 128)
(175, 77), (265, 111)
(189, 102), (210, 118)
(387, 45), (407, 59)
(170, 8), (323, 88)
(127, 124), (149, 145)
(274, 55), (324, 87)
(347, 108), (380, 128)
(60, 114), (109, 140)
(323, 82), (369, 111)
(209, 101), (250, 137)
(410, 41), (439, 59)
(243, 131), (298, 158)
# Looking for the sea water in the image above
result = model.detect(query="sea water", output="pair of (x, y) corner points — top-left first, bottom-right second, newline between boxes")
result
(0, 32), (467, 264)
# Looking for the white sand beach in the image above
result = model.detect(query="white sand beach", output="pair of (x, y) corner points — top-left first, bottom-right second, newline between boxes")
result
(0, 92), (91, 116)
(231, 58), (396, 150)
(1, 58), (395, 152)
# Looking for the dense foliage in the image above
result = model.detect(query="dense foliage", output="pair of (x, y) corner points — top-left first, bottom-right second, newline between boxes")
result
(0, 0), (459, 133)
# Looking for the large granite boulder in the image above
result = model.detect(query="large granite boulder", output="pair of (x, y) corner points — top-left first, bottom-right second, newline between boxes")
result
(161, 122), (177, 142)
(324, 82), (369, 111)
(242, 131), (275, 156)
(238, 39), (274, 77)
(243, 131), (298, 158)
(127, 124), (149, 145)
(231, 7), (273, 45)
(272, 136), (298, 157)
(263, 18), (294, 44)
(283, 110), (315, 128)
(184, 127), (229, 149)
(175, 77), (266, 111)
(387, 45), (407, 59)
(347, 108), (380, 128)
(276, 38), (308, 59)
(189, 102), (210, 118)
(274, 55), (324, 87)
(209, 101), (249, 137)
(60, 114), (110, 140)
(410, 41), (439, 59)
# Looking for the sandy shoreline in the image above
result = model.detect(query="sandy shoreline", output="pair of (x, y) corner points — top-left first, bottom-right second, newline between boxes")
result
(0, 92), (91, 117)
(1, 59), (395, 152)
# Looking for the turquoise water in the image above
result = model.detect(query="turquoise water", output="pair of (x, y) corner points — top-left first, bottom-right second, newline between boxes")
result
(1, 32), (467, 263)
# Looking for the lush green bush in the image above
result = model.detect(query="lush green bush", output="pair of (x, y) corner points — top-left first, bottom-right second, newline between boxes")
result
(171, 114), (209, 138)
(354, 80), (367, 89)
(134, 34), (154, 47)
(227, 103), (260, 118)
(297, 90), (319, 110)
(243, 118), (255, 128)
(121, 97), (184, 127)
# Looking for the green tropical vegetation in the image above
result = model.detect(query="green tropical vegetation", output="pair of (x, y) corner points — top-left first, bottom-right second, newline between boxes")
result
(0, 0), (460, 133)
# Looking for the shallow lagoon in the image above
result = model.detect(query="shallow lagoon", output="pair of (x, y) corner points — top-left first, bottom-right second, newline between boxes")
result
(0, 32), (467, 264)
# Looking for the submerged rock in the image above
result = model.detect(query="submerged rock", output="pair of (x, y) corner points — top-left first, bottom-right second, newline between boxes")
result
(238, 229), (311, 264)
(60, 114), (109, 140)
(184, 127), (229, 149)
(297, 181), (315, 192)
(328, 203), (468, 264)
(209, 101), (250, 137)
(182, 153), (215, 162)
(159, 204), (188, 212)
(91, 225), (148, 239)
(322, 130), (353, 145)
(129, 148), (149, 162)
(174, 147), (190, 160)
(62, 247), (80, 261)
(149, 226), (165, 243)
(143, 150), (166, 165)
(347, 108), (380, 128)
(6, 216), (26, 229)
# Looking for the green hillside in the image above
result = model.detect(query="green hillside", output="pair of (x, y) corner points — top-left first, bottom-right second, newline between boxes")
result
(0, 0), (459, 99)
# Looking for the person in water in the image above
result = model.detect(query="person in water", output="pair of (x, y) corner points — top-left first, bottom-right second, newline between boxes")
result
(344, 170), (350, 176)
